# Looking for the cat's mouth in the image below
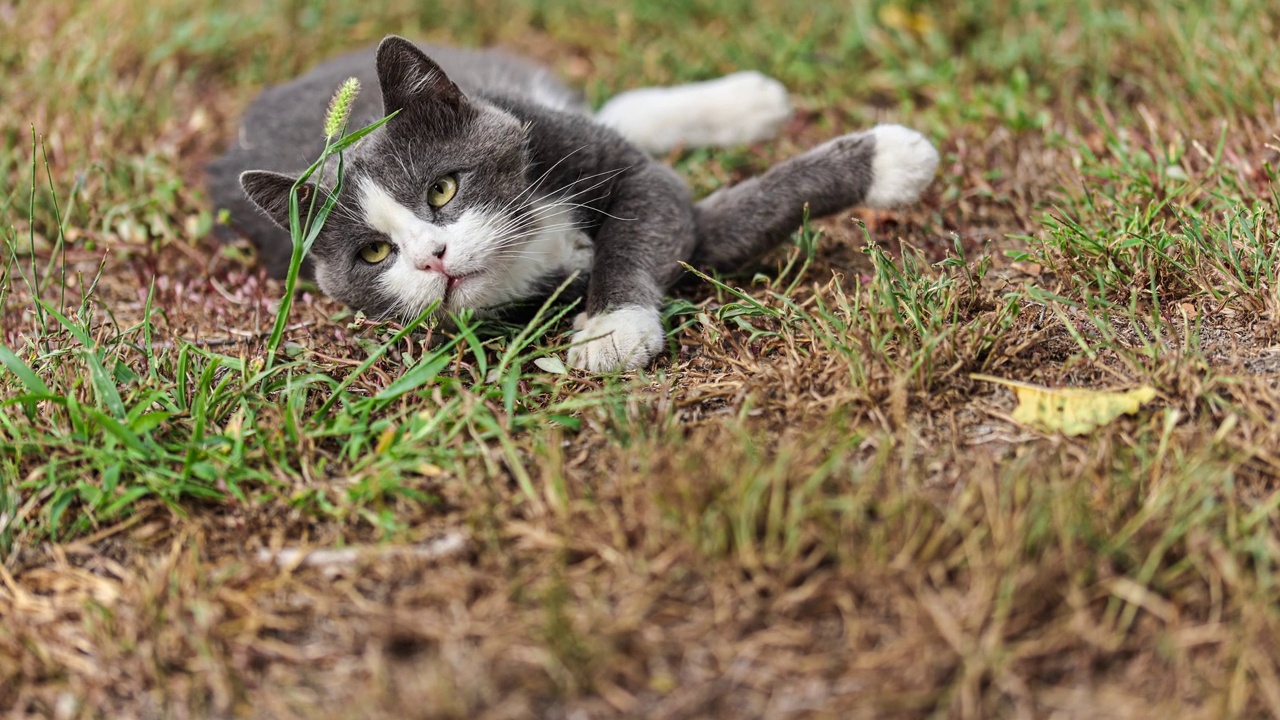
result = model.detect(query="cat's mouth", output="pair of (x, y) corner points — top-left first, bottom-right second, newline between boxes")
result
(444, 271), (480, 292)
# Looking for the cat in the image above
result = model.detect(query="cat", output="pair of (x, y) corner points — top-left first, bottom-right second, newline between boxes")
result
(207, 36), (939, 372)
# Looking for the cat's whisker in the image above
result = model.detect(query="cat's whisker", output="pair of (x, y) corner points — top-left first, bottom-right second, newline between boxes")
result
(495, 221), (591, 245)
(392, 153), (412, 180)
(477, 202), (544, 235)
(330, 205), (365, 225)
(511, 169), (629, 217)
(375, 304), (402, 323)
(536, 198), (635, 223)
(498, 219), (590, 237)
(500, 164), (631, 222)
(542, 165), (634, 206)
(503, 168), (627, 220)
(488, 254), (546, 264)
(480, 209), (534, 239)
(330, 196), (373, 226)
(485, 185), (632, 247)
(497, 145), (590, 217)
(485, 214), (544, 239)
(482, 212), (581, 247)
(487, 246), (550, 257)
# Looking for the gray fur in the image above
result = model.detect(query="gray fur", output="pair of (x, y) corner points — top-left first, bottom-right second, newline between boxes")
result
(207, 36), (937, 368)
(693, 133), (877, 269)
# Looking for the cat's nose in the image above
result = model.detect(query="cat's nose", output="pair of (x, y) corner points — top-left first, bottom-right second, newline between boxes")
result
(416, 245), (448, 273)
(414, 243), (448, 272)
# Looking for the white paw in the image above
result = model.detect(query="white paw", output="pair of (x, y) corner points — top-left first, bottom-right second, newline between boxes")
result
(597, 71), (792, 154)
(567, 305), (665, 372)
(863, 124), (940, 209)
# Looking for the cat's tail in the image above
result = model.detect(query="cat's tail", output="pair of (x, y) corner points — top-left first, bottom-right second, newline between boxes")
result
(690, 125), (939, 271)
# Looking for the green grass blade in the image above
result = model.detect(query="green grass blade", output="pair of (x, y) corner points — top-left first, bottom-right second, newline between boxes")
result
(38, 299), (96, 350)
(0, 344), (51, 395)
(374, 347), (457, 405)
(83, 349), (127, 419)
(80, 406), (147, 454)
(313, 301), (439, 419)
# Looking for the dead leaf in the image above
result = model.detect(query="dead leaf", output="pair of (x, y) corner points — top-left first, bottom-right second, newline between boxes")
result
(374, 424), (397, 453)
(879, 5), (936, 34)
(1010, 261), (1044, 277)
(533, 356), (567, 374)
(972, 374), (1157, 436)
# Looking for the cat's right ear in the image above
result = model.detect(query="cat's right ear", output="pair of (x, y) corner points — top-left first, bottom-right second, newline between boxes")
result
(240, 171), (317, 231)
(376, 36), (465, 116)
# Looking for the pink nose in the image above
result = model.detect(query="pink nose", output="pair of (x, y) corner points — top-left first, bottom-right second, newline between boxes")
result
(416, 245), (447, 272)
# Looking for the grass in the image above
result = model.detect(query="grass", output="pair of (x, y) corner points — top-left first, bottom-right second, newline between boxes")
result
(2, 0), (1280, 717)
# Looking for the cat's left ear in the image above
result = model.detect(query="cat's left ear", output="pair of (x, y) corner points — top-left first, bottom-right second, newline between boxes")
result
(240, 170), (318, 231)
(376, 36), (466, 115)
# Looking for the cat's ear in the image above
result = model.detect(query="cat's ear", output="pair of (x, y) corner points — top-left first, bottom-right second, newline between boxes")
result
(376, 36), (465, 115)
(240, 170), (317, 231)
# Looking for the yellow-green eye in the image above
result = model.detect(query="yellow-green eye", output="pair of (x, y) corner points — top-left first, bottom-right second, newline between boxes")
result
(427, 174), (458, 208)
(359, 241), (392, 264)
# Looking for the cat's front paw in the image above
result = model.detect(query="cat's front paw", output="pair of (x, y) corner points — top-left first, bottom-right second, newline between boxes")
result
(863, 124), (941, 209)
(567, 305), (665, 372)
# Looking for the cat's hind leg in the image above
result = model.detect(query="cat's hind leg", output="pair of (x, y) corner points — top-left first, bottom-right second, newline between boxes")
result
(595, 71), (792, 154)
(691, 124), (939, 270)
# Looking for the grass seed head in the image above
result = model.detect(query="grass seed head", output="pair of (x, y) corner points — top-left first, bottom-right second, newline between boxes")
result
(324, 77), (360, 139)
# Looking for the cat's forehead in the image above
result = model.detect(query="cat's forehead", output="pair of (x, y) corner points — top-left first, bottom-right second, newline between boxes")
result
(348, 131), (454, 175)
(348, 114), (510, 178)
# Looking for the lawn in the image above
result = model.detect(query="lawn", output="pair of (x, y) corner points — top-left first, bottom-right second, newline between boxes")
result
(2, 0), (1279, 717)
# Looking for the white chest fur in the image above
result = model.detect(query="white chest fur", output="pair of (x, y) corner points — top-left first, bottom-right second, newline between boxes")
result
(484, 199), (594, 307)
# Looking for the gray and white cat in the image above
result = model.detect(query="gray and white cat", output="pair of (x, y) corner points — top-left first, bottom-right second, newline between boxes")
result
(207, 36), (938, 372)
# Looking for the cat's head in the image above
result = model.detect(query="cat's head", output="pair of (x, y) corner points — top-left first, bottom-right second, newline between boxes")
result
(240, 36), (539, 319)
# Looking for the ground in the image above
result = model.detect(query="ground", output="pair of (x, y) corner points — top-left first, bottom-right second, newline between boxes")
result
(2, 0), (1280, 718)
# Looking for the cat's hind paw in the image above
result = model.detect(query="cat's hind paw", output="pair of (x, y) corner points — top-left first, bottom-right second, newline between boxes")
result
(567, 305), (665, 372)
(597, 71), (792, 155)
(863, 124), (940, 209)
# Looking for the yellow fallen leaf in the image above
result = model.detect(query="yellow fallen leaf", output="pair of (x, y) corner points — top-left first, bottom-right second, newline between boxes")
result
(971, 374), (1157, 436)
(374, 424), (398, 454)
(879, 5), (936, 35)
(222, 407), (246, 441)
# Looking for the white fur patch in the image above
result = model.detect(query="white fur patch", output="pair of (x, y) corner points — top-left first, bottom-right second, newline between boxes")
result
(567, 305), (665, 372)
(596, 71), (792, 154)
(862, 124), (940, 209)
(360, 179), (430, 244)
(357, 179), (593, 318)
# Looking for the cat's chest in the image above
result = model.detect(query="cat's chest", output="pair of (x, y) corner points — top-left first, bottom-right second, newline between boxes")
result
(525, 201), (595, 273)
(493, 200), (594, 297)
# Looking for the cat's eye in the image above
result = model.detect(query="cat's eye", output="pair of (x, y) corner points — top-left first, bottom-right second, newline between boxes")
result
(427, 174), (458, 208)
(359, 241), (393, 264)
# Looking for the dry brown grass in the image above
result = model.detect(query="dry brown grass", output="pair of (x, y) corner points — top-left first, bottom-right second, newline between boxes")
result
(4, 0), (1280, 718)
